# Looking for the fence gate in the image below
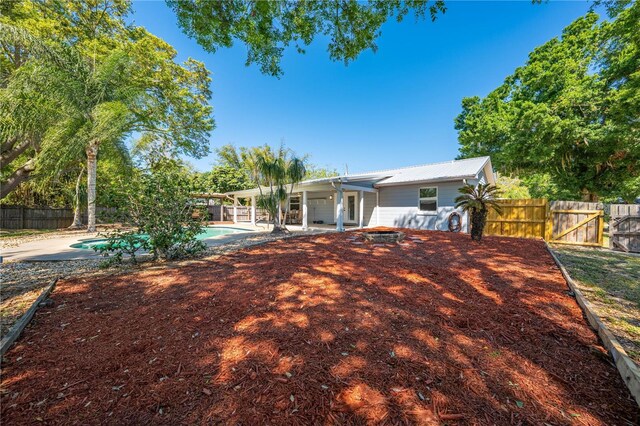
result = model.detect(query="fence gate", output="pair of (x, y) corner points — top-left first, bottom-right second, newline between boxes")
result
(484, 199), (549, 240)
(609, 204), (640, 253)
(549, 201), (604, 247)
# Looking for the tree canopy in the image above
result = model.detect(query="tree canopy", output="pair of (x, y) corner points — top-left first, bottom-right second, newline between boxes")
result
(1, 0), (214, 230)
(167, 0), (446, 77)
(455, 3), (639, 202)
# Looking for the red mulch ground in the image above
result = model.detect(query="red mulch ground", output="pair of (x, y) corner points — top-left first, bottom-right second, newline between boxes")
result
(1, 229), (638, 425)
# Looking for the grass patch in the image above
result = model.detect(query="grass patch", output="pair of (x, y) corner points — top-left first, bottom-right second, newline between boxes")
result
(554, 246), (640, 364)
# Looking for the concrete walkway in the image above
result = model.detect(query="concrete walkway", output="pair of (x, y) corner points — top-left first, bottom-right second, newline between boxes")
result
(1, 225), (265, 262)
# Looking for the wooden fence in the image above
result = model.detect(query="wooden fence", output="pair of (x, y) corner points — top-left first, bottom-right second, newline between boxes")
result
(1, 206), (116, 230)
(485, 199), (605, 247)
(222, 206), (250, 222)
(549, 201), (604, 247)
(485, 199), (549, 240)
(609, 204), (640, 253)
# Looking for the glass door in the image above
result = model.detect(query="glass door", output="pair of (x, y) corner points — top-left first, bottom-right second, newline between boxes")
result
(345, 193), (357, 223)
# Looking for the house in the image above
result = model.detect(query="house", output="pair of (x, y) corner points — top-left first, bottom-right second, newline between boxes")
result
(226, 156), (495, 232)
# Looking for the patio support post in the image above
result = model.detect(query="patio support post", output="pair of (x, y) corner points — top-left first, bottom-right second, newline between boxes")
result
(336, 185), (344, 232)
(302, 190), (308, 230)
(359, 190), (364, 228)
(251, 195), (256, 226)
(233, 196), (238, 223)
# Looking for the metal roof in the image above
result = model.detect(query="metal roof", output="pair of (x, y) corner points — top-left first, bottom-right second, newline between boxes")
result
(297, 156), (491, 185)
(374, 156), (491, 186)
(226, 156), (492, 196)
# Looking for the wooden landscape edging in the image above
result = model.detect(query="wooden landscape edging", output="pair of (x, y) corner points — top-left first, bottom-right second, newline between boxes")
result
(0, 278), (58, 358)
(545, 244), (640, 407)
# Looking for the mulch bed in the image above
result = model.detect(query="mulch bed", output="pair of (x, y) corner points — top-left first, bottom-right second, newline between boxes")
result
(1, 229), (638, 425)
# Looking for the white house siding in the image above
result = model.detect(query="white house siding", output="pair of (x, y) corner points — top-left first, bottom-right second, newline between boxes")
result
(307, 191), (334, 224)
(363, 192), (376, 225)
(474, 168), (487, 185)
(373, 181), (469, 232)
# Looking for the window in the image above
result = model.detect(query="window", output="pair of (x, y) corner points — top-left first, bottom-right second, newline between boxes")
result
(289, 196), (301, 211)
(419, 187), (437, 212)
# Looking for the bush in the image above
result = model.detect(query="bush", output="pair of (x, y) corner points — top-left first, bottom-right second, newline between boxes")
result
(96, 162), (206, 263)
(94, 229), (149, 266)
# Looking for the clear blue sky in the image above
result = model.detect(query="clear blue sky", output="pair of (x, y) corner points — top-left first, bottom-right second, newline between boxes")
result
(130, 0), (598, 174)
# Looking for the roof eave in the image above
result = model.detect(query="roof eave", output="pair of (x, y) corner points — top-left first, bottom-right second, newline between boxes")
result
(374, 176), (475, 188)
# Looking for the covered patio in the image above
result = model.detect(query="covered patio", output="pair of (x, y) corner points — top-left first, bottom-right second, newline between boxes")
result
(227, 178), (380, 231)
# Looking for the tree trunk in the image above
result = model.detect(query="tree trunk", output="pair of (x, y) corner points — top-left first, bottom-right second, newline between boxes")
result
(470, 208), (488, 241)
(581, 188), (598, 202)
(0, 158), (35, 199)
(69, 167), (85, 229)
(86, 143), (98, 232)
(0, 138), (32, 167)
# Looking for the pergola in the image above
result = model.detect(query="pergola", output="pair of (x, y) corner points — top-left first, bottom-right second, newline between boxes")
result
(190, 193), (234, 204)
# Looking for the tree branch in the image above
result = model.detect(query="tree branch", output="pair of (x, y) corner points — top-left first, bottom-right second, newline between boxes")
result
(0, 158), (36, 199)
(0, 138), (33, 168)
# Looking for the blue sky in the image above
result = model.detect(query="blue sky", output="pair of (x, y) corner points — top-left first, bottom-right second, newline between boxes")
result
(130, 0), (598, 174)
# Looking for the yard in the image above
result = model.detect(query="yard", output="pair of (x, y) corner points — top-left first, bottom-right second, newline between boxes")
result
(1, 230), (638, 424)
(553, 247), (640, 364)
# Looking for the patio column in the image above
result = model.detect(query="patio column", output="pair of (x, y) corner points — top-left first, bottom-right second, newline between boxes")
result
(302, 190), (308, 230)
(335, 185), (344, 232)
(359, 190), (364, 228)
(376, 191), (380, 226)
(233, 196), (238, 223)
(251, 195), (256, 226)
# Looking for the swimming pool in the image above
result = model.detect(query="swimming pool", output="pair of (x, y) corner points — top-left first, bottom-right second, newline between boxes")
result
(70, 227), (250, 250)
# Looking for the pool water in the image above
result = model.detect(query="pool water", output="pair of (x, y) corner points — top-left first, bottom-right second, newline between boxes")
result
(70, 227), (249, 250)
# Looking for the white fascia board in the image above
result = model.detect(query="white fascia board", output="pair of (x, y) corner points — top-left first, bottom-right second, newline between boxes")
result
(374, 177), (473, 188)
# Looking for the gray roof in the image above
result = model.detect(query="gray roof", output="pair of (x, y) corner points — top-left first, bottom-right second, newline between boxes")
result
(300, 156), (491, 186)
(374, 156), (491, 186)
(227, 156), (492, 196)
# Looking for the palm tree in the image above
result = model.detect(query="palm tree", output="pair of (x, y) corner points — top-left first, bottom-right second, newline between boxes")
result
(281, 157), (306, 228)
(455, 183), (502, 241)
(1, 20), (213, 233)
(251, 146), (306, 233)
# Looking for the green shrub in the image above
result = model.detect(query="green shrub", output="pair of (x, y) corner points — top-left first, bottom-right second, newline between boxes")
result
(96, 161), (206, 264)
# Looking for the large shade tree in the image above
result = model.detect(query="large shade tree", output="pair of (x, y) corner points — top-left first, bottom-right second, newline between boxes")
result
(167, 0), (447, 77)
(455, 3), (639, 202)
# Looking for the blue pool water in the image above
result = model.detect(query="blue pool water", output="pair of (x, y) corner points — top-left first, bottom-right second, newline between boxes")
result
(70, 227), (249, 250)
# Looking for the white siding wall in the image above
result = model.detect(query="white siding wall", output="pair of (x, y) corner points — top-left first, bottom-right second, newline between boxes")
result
(363, 192), (376, 225)
(373, 181), (468, 232)
(477, 169), (487, 185)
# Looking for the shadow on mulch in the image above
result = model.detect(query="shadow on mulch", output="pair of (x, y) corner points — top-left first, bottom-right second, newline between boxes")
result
(1, 229), (638, 425)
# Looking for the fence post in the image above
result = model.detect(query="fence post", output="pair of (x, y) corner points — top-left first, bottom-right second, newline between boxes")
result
(19, 206), (25, 229)
(598, 211), (604, 247)
(544, 199), (552, 242)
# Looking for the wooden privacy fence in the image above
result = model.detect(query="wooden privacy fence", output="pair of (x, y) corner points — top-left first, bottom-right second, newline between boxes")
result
(222, 206), (250, 222)
(485, 199), (605, 247)
(485, 199), (549, 240)
(549, 201), (604, 247)
(1, 206), (116, 230)
(609, 204), (640, 253)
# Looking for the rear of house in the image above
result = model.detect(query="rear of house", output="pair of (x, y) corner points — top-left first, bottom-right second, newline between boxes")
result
(227, 156), (495, 232)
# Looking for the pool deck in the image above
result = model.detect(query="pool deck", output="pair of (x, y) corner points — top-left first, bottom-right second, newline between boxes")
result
(1, 225), (265, 262)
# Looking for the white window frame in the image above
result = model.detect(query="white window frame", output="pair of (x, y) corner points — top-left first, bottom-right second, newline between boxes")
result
(418, 187), (438, 213)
